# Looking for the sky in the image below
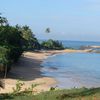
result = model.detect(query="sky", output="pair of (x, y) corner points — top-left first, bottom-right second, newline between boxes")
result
(0, 0), (100, 41)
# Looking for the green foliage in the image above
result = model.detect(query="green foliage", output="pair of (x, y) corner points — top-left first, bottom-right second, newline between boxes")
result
(7, 45), (23, 62)
(0, 16), (41, 76)
(41, 39), (64, 50)
(0, 87), (100, 100)
(0, 26), (23, 48)
(12, 80), (40, 95)
(12, 80), (24, 94)
(24, 84), (39, 94)
(16, 25), (41, 50)
(49, 86), (58, 91)
(0, 46), (11, 72)
(0, 25), (24, 74)
(0, 19), (24, 77)
(0, 14), (8, 26)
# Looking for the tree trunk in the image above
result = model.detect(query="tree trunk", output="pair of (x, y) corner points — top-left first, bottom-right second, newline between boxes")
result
(4, 65), (7, 78)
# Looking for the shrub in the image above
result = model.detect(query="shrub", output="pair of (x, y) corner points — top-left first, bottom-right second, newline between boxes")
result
(41, 39), (64, 50)
(0, 25), (24, 73)
(0, 46), (11, 72)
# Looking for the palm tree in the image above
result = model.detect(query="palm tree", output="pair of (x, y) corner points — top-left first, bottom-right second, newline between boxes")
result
(45, 28), (51, 33)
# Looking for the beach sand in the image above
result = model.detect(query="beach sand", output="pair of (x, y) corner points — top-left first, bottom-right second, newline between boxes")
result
(0, 49), (89, 93)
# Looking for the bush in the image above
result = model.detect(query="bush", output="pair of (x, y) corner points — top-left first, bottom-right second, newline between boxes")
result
(41, 39), (64, 50)
(0, 46), (11, 72)
(0, 25), (24, 73)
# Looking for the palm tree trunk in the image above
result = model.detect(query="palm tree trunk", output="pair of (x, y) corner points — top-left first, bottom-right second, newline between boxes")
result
(4, 65), (7, 78)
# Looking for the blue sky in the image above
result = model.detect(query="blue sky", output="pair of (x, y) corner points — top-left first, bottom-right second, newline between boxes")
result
(0, 0), (100, 41)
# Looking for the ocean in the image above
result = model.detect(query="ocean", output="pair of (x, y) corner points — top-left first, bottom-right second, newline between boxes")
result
(41, 40), (100, 88)
(40, 40), (100, 49)
(61, 40), (100, 49)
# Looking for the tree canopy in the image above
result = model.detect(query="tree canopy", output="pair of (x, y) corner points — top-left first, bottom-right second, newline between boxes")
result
(16, 25), (41, 50)
(41, 39), (64, 50)
(0, 14), (8, 26)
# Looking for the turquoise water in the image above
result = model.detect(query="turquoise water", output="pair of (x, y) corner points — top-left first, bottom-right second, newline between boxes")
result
(41, 53), (100, 88)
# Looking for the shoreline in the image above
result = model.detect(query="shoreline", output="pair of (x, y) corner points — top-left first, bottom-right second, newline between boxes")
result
(0, 49), (91, 93)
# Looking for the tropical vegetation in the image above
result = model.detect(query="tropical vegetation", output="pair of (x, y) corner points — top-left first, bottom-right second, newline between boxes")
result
(0, 15), (40, 77)
(0, 15), (65, 78)
(0, 21), (23, 75)
(41, 39), (64, 50)
(0, 87), (100, 100)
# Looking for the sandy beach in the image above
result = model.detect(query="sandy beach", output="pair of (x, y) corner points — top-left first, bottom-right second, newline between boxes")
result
(0, 49), (90, 93)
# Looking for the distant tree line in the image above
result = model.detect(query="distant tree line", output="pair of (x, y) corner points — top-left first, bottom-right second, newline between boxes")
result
(0, 15), (64, 77)
(41, 39), (64, 50)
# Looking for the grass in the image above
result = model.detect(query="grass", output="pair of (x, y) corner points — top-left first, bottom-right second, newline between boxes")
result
(0, 87), (100, 100)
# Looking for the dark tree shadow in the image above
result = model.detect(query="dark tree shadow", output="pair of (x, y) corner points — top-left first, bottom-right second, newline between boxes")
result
(7, 55), (46, 81)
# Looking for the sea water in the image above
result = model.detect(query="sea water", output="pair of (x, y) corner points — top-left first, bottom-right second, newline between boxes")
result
(41, 52), (100, 88)
(61, 40), (100, 49)
(40, 40), (100, 49)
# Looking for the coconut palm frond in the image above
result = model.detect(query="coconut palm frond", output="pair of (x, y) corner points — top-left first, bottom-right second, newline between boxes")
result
(45, 28), (51, 33)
